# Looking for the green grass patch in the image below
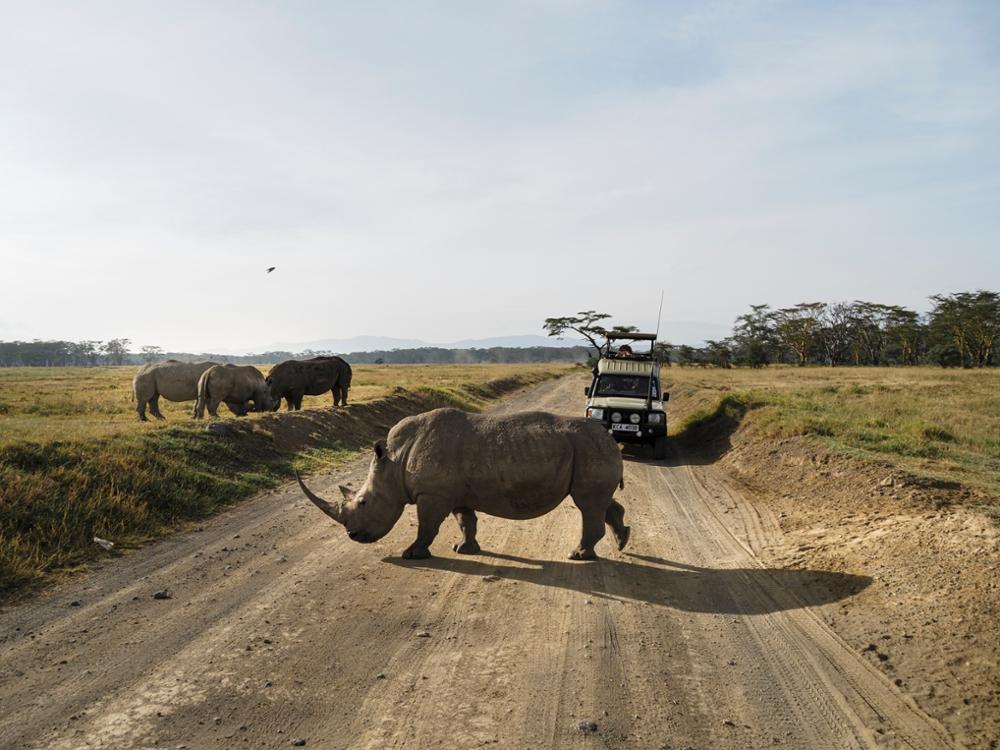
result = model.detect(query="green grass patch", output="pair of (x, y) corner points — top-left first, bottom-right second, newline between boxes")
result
(664, 366), (1000, 496)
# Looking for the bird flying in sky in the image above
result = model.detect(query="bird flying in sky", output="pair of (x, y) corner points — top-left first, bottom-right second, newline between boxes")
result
(266, 267), (275, 273)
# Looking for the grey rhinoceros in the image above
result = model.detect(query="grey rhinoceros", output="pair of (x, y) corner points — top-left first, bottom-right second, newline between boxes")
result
(194, 364), (274, 418)
(296, 408), (629, 560)
(132, 360), (218, 421)
(266, 355), (352, 411)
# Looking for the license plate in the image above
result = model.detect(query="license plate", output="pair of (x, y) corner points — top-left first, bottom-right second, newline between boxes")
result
(611, 423), (639, 432)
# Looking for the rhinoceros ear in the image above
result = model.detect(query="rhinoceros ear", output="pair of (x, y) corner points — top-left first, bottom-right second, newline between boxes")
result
(373, 441), (385, 460)
(338, 484), (354, 501)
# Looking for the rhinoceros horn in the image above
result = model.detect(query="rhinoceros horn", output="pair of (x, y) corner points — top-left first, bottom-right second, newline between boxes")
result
(295, 471), (345, 524)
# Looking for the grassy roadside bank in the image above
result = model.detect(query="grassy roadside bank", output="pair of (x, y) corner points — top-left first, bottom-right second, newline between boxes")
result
(667, 366), (1000, 498)
(663, 369), (1000, 748)
(0, 366), (572, 600)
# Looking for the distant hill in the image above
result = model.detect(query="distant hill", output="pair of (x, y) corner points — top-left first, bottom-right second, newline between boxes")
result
(240, 323), (731, 355)
(243, 334), (583, 355)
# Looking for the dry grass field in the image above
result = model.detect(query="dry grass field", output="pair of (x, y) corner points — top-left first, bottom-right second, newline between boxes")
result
(665, 365), (1000, 495)
(0, 363), (571, 445)
(0, 363), (573, 597)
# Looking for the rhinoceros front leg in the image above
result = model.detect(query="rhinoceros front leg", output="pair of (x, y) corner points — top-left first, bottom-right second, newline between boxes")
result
(402, 499), (450, 560)
(148, 395), (166, 421)
(569, 495), (607, 560)
(452, 507), (481, 554)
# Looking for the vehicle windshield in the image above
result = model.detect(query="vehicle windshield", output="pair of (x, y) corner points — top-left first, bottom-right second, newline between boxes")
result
(595, 375), (658, 399)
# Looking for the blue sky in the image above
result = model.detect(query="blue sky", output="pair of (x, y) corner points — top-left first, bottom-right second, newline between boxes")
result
(1, 1), (998, 350)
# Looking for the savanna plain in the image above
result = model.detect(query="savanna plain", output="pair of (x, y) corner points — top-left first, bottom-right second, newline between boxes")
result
(1, 363), (998, 749)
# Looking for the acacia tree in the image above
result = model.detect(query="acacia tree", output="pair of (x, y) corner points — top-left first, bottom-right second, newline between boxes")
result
(543, 311), (611, 359)
(929, 291), (1000, 367)
(883, 306), (924, 365)
(774, 303), (826, 366)
(818, 302), (854, 365)
(675, 345), (697, 366)
(732, 304), (778, 367)
(542, 311), (637, 359)
(140, 345), (163, 364)
(652, 341), (674, 365)
(847, 302), (893, 365)
(704, 339), (734, 368)
(102, 338), (132, 365)
(966, 291), (1000, 366)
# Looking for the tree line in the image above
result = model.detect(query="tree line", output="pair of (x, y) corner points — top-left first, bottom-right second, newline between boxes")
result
(344, 346), (591, 364)
(0, 338), (137, 367)
(666, 291), (999, 368)
(0, 340), (590, 368)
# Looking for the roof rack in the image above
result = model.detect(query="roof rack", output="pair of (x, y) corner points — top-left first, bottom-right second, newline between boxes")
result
(606, 332), (657, 341)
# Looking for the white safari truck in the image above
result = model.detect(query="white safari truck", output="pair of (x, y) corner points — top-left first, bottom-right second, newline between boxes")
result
(584, 332), (669, 459)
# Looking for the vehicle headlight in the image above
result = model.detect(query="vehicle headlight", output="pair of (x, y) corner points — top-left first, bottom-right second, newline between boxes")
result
(648, 413), (663, 425)
(629, 413), (641, 424)
(611, 412), (622, 423)
(587, 408), (604, 420)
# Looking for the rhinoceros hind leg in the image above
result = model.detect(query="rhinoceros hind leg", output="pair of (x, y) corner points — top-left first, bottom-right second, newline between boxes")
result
(568, 495), (606, 560)
(604, 500), (630, 550)
(452, 508), (481, 554)
(206, 397), (222, 418)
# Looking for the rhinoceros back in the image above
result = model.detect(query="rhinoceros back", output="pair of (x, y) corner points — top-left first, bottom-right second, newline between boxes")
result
(397, 409), (621, 519)
(136, 360), (217, 402)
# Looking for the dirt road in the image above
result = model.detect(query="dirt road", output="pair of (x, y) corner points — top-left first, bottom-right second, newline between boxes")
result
(0, 377), (955, 749)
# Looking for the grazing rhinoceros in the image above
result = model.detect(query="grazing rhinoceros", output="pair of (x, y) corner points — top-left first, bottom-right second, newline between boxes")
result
(194, 364), (273, 418)
(266, 356), (352, 411)
(133, 360), (219, 421)
(296, 408), (628, 560)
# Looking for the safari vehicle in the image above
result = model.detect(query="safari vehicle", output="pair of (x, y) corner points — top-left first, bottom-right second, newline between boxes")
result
(584, 332), (669, 459)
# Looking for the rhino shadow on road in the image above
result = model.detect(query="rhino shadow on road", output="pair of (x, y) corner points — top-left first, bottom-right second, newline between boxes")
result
(619, 434), (735, 467)
(385, 551), (871, 615)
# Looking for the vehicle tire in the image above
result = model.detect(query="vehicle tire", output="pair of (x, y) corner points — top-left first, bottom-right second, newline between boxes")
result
(652, 436), (668, 460)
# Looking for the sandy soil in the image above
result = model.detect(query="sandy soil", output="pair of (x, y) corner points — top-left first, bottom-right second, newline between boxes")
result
(713, 431), (1000, 750)
(0, 377), (959, 749)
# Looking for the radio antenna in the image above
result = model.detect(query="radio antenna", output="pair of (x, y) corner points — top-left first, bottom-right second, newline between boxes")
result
(654, 289), (664, 340)
(646, 290), (665, 411)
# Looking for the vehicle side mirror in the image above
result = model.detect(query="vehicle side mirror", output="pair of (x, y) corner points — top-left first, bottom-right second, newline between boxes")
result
(664, 392), (670, 401)
(584, 387), (591, 396)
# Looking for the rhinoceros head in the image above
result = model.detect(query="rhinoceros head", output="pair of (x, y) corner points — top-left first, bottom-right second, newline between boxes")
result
(252, 381), (276, 412)
(296, 441), (406, 544)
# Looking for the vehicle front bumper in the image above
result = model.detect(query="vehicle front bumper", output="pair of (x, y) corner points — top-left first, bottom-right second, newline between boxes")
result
(600, 422), (667, 442)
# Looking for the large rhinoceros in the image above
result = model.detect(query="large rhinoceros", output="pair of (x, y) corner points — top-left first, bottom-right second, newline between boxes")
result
(133, 360), (218, 421)
(296, 408), (628, 560)
(266, 356), (353, 411)
(194, 364), (274, 418)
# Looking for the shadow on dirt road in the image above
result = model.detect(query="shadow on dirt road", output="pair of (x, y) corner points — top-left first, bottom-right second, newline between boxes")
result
(385, 551), (871, 615)
(621, 437), (732, 467)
